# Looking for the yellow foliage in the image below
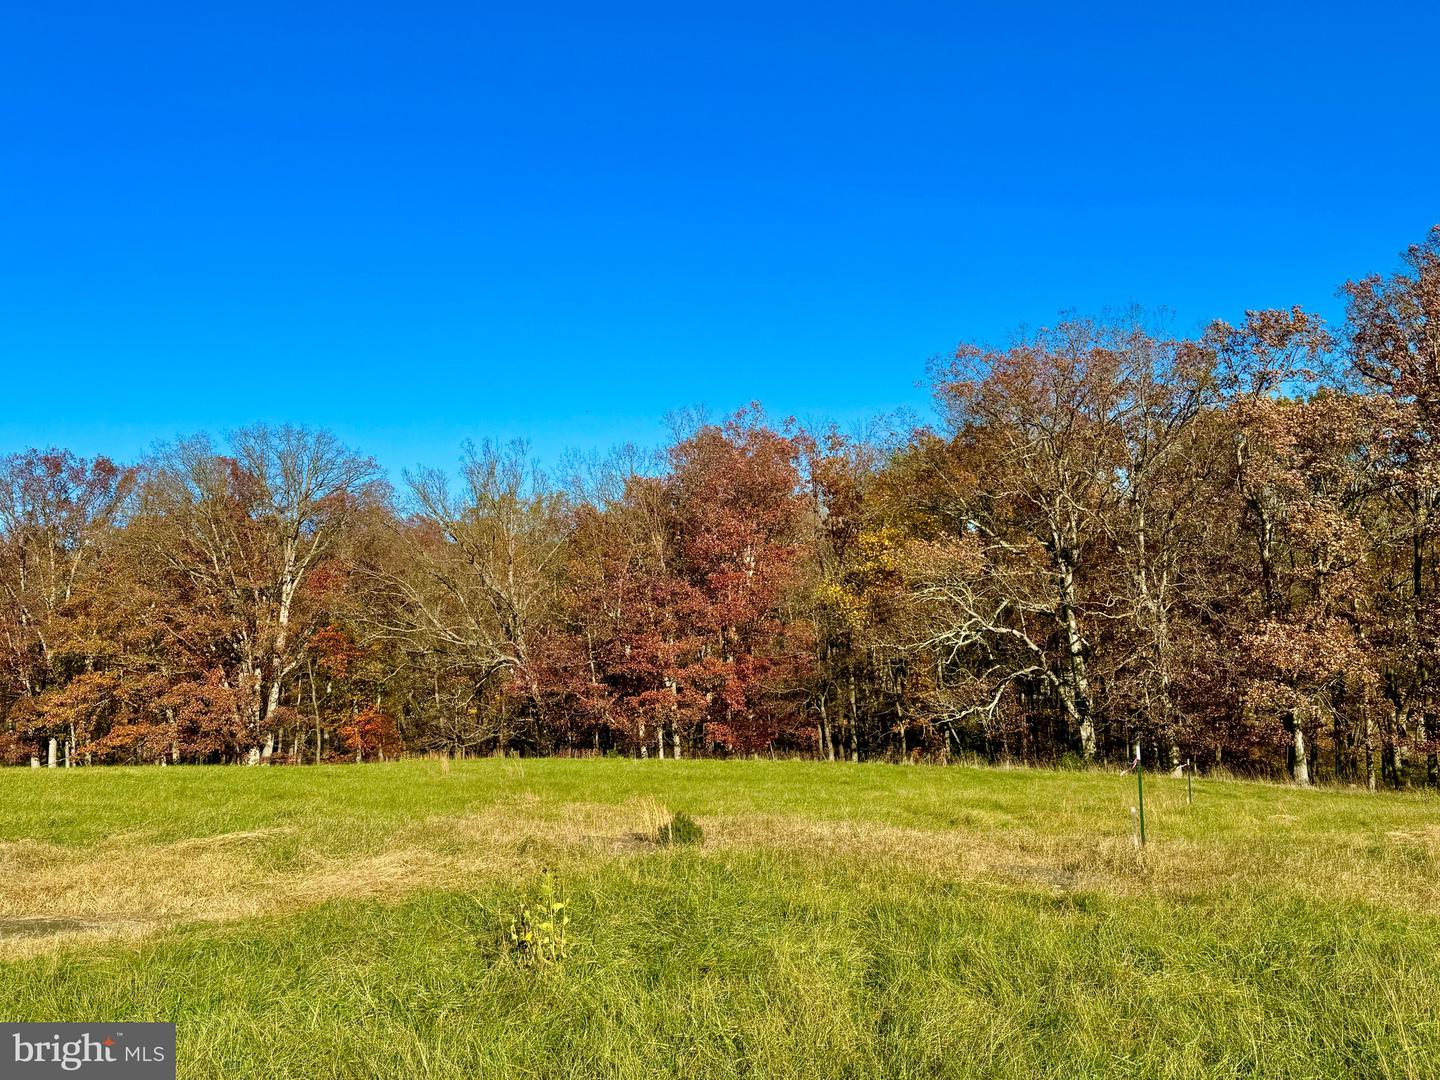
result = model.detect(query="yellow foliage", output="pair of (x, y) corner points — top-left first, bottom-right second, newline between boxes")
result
(815, 581), (866, 633)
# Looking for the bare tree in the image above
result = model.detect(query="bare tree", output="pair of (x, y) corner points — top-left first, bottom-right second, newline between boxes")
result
(133, 425), (381, 761)
(366, 440), (568, 752)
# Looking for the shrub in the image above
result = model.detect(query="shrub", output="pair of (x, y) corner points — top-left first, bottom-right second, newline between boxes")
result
(506, 874), (570, 967)
(0, 732), (32, 766)
(657, 811), (703, 847)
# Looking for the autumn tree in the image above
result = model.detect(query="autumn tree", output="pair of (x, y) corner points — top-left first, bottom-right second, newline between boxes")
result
(798, 426), (886, 762)
(0, 450), (134, 764)
(5, 230), (1440, 782)
(558, 411), (811, 758)
(1343, 226), (1440, 786)
(128, 426), (381, 762)
(920, 319), (1179, 760)
(365, 440), (569, 753)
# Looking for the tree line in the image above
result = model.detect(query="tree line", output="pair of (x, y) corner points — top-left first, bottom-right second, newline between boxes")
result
(4, 229), (1440, 785)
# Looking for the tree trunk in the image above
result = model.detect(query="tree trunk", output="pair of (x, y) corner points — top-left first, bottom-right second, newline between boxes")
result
(1056, 558), (1095, 759)
(1364, 713), (1377, 792)
(1290, 714), (1311, 786)
(1390, 709), (1407, 788)
(819, 693), (835, 762)
(847, 670), (860, 763)
(309, 665), (323, 766)
(1425, 712), (1439, 787)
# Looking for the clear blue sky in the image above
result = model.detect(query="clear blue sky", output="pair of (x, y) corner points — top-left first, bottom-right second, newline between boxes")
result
(2, 1), (1436, 476)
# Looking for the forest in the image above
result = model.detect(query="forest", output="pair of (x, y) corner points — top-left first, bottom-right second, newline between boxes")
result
(3, 228), (1439, 786)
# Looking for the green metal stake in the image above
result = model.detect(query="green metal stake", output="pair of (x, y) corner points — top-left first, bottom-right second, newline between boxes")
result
(1136, 753), (1147, 847)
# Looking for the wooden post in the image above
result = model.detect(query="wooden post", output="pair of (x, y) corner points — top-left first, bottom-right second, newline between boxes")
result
(1136, 752), (1147, 846)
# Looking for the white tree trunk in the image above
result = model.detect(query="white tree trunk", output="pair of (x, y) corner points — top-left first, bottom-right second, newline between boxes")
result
(1291, 718), (1310, 786)
(1364, 713), (1376, 791)
(1057, 559), (1095, 759)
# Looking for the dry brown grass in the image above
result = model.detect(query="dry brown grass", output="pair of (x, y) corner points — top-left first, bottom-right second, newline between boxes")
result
(0, 796), (660, 956)
(4, 776), (1435, 961)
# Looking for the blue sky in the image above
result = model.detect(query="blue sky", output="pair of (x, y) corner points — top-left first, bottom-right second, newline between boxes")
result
(1, 1), (1436, 476)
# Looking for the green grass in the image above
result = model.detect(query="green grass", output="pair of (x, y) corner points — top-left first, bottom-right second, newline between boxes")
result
(2, 759), (1439, 1078)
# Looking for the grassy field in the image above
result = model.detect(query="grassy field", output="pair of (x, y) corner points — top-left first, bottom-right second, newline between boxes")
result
(2, 759), (1438, 1078)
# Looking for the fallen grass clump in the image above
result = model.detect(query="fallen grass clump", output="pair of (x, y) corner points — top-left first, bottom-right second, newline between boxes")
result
(657, 810), (703, 847)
